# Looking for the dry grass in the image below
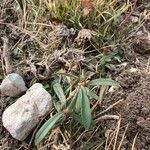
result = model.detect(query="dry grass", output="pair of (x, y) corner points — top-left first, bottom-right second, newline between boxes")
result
(44, 0), (130, 35)
(1, 0), (148, 149)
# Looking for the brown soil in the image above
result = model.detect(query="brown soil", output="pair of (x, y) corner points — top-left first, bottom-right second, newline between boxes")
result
(106, 53), (150, 149)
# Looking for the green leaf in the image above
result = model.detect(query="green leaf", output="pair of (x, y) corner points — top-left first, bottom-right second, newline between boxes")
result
(44, 84), (50, 90)
(53, 83), (66, 107)
(75, 88), (82, 113)
(81, 88), (92, 129)
(85, 87), (99, 100)
(79, 76), (86, 82)
(53, 101), (62, 112)
(100, 52), (117, 67)
(68, 89), (79, 112)
(89, 78), (119, 86)
(70, 113), (82, 125)
(35, 112), (64, 145)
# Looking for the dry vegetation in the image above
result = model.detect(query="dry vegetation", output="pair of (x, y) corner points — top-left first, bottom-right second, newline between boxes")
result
(0, 0), (150, 149)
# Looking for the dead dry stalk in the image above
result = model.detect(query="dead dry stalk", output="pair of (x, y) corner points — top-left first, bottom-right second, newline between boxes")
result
(117, 124), (129, 150)
(95, 114), (120, 122)
(131, 133), (138, 150)
(95, 99), (124, 118)
(1, 37), (13, 75)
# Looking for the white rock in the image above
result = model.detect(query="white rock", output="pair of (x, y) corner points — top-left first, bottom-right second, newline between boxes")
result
(131, 16), (139, 23)
(2, 83), (52, 141)
(108, 85), (119, 93)
(0, 73), (27, 96)
(2, 100), (39, 140)
(24, 83), (52, 117)
(130, 68), (138, 73)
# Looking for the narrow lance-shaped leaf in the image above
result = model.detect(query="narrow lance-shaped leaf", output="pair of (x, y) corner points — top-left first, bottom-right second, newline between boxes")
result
(89, 78), (119, 86)
(75, 88), (82, 113)
(85, 87), (99, 100)
(68, 88), (79, 112)
(35, 112), (64, 145)
(53, 83), (66, 107)
(53, 101), (61, 112)
(81, 87), (92, 129)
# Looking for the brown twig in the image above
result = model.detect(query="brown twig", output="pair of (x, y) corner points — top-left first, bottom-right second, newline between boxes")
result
(119, 0), (138, 27)
(95, 114), (120, 123)
(0, 48), (5, 75)
(131, 133), (138, 150)
(106, 128), (116, 150)
(72, 130), (87, 146)
(92, 85), (108, 111)
(95, 99), (124, 118)
(113, 118), (121, 150)
(117, 124), (129, 150)
(1, 37), (13, 75)
(67, 89), (77, 101)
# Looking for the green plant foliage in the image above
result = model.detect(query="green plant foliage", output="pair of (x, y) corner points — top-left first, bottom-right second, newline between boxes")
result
(85, 87), (99, 100)
(89, 78), (119, 86)
(53, 83), (67, 107)
(70, 113), (83, 125)
(35, 112), (64, 145)
(53, 101), (62, 112)
(68, 89), (79, 112)
(75, 88), (82, 113)
(81, 88), (92, 129)
(35, 78), (118, 145)
(100, 53), (116, 68)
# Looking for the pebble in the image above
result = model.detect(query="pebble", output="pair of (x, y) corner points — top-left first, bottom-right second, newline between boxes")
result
(0, 73), (27, 96)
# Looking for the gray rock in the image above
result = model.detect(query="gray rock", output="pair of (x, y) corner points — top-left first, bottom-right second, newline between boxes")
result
(2, 100), (39, 140)
(24, 83), (52, 117)
(0, 73), (27, 96)
(2, 83), (52, 141)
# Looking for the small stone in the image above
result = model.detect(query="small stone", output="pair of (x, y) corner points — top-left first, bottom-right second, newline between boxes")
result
(2, 83), (52, 141)
(0, 73), (27, 96)
(108, 85), (119, 93)
(136, 30), (143, 36)
(130, 68), (138, 73)
(131, 16), (139, 23)
(141, 107), (149, 115)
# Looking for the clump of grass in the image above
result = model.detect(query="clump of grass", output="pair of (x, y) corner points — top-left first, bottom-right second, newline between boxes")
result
(44, 0), (130, 37)
(42, 0), (131, 56)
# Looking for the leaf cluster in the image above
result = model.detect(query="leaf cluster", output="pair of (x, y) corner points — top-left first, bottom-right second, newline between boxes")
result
(35, 77), (119, 145)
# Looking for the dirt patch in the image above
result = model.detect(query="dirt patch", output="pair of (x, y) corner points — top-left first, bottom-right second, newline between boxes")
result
(123, 76), (150, 149)
(106, 53), (150, 149)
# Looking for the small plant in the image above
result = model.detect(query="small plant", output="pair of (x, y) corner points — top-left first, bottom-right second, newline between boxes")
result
(44, 0), (130, 35)
(34, 75), (119, 145)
